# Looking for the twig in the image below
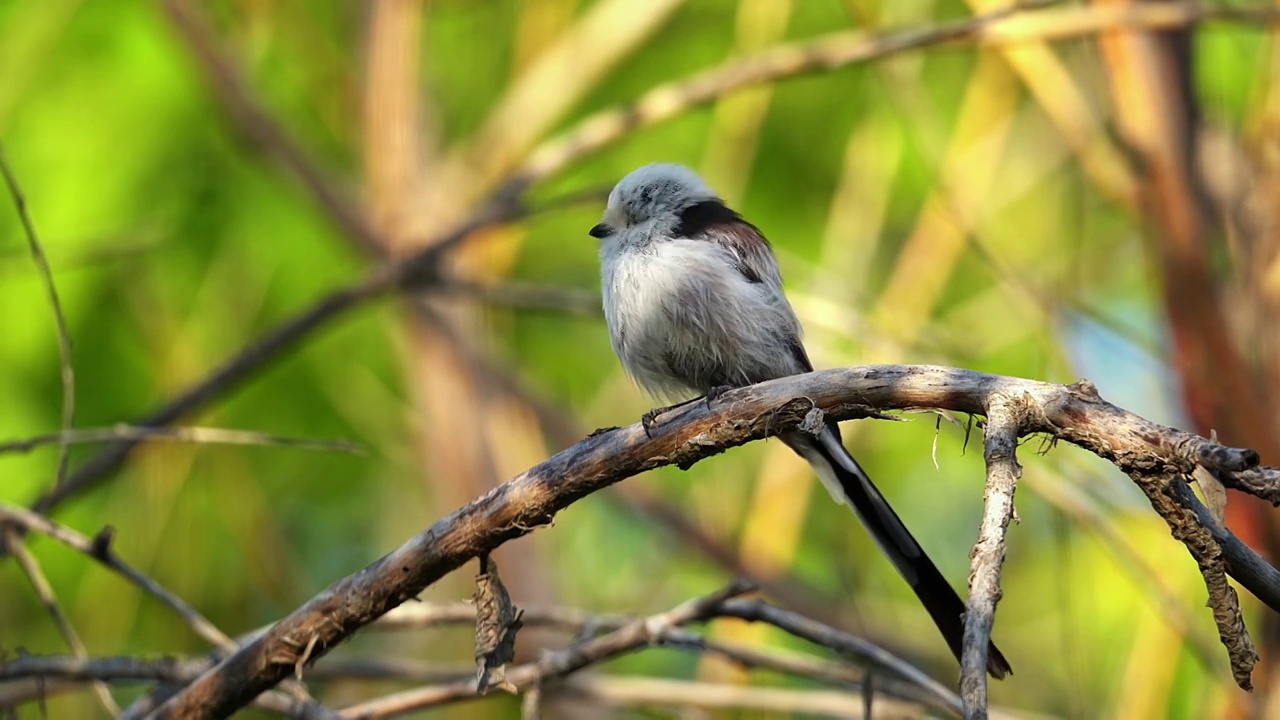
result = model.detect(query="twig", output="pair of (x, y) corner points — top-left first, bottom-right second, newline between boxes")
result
(509, 2), (1280, 190)
(27, 199), (527, 519)
(555, 675), (912, 718)
(0, 425), (364, 456)
(713, 597), (961, 715)
(961, 393), (1025, 719)
(0, 143), (75, 491)
(376, 600), (950, 711)
(0, 654), (469, 697)
(140, 365), (1279, 717)
(335, 582), (753, 718)
(1132, 473), (1259, 689)
(3, 529), (119, 717)
(0, 655), (342, 718)
(340, 590), (962, 719)
(28, 275), (387, 516)
(0, 504), (233, 652)
(0, 506), (336, 718)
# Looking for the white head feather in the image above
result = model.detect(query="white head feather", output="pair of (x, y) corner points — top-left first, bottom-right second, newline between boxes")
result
(597, 163), (719, 234)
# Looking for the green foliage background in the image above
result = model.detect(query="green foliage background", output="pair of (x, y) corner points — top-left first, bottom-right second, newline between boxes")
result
(2, 1), (1276, 717)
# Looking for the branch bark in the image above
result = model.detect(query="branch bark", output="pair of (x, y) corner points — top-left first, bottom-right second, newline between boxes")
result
(961, 393), (1026, 719)
(133, 365), (1279, 718)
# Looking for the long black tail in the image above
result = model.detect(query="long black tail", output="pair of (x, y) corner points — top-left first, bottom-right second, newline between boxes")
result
(783, 423), (1012, 679)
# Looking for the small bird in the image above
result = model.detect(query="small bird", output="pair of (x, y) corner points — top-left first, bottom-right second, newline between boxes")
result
(590, 162), (1011, 678)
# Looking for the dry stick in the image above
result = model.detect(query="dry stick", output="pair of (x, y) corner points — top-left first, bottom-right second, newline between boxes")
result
(555, 676), (912, 718)
(961, 394), (1025, 720)
(373, 600), (955, 712)
(0, 425), (364, 456)
(3, 529), (120, 717)
(139, 366), (1280, 718)
(1131, 472), (1259, 690)
(0, 657), (341, 718)
(508, 3), (1280, 191)
(0, 505), (339, 718)
(0, 144), (75, 491)
(0, 629), (934, 711)
(712, 597), (962, 715)
(336, 582), (756, 719)
(0, 504), (234, 652)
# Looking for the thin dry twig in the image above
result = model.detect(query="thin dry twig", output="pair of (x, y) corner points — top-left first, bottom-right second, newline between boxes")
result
(0, 425), (365, 456)
(555, 675), (910, 718)
(0, 506), (336, 718)
(3, 529), (119, 717)
(0, 655), (342, 718)
(509, 2), (1280, 190)
(961, 393), (1026, 719)
(27, 201), (525, 518)
(371, 598), (950, 711)
(335, 582), (757, 718)
(712, 597), (961, 714)
(340, 589), (964, 719)
(0, 504), (233, 652)
(0, 143), (76, 491)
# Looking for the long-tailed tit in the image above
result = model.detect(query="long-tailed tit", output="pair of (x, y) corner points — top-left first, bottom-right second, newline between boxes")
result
(590, 163), (1011, 678)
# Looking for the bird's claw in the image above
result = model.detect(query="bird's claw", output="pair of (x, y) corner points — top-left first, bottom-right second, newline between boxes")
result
(641, 408), (664, 438)
(588, 425), (620, 438)
(705, 385), (734, 407)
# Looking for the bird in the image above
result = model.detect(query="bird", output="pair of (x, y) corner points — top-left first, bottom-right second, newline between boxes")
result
(589, 162), (1011, 678)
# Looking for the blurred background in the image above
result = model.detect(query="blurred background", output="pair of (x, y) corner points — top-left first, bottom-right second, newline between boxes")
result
(2, 0), (1280, 717)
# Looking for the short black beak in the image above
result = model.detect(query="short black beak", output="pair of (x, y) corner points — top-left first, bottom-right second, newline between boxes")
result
(588, 223), (612, 238)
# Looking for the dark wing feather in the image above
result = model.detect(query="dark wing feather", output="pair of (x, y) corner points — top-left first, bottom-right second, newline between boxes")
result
(676, 200), (782, 288)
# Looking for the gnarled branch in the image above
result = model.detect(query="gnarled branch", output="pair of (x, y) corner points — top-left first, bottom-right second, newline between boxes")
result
(138, 365), (1278, 718)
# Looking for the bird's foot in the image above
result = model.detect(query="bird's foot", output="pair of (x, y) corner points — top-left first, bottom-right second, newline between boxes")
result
(588, 425), (620, 438)
(641, 397), (698, 437)
(704, 385), (734, 408)
(642, 387), (737, 437)
(641, 406), (674, 438)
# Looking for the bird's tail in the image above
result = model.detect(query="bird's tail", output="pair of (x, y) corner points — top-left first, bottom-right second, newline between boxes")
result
(783, 424), (1012, 679)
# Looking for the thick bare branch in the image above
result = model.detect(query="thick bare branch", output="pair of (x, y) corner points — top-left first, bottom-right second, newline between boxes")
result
(137, 365), (1278, 717)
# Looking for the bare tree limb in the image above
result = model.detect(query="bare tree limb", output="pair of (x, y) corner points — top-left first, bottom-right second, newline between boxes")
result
(961, 394), (1026, 719)
(133, 366), (1279, 718)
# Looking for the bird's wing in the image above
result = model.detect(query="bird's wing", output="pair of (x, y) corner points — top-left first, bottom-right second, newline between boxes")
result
(678, 200), (784, 288)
